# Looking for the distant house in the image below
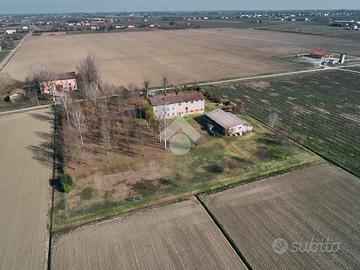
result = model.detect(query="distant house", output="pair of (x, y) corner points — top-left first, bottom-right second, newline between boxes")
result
(149, 91), (205, 119)
(310, 50), (329, 59)
(205, 109), (252, 136)
(4, 88), (26, 103)
(5, 29), (16, 35)
(40, 72), (78, 94)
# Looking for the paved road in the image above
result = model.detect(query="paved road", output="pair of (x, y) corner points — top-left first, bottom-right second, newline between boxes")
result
(0, 32), (32, 71)
(0, 109), (52, 270)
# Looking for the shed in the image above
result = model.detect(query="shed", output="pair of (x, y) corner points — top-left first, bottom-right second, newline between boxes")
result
(310, 50), (329, 59)
(205, 109), (252, 136)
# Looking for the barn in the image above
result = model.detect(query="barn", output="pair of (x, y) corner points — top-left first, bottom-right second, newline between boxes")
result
(205, 109), (252, 136)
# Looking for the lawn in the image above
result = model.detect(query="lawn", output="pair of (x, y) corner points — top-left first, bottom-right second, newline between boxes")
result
(53, 101), (320, 231)
(0, 51), (9, 62)
(203, 69), (360, 176)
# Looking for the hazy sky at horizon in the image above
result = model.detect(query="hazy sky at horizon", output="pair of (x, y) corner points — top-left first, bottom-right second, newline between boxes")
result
(1, 0), (359, 14)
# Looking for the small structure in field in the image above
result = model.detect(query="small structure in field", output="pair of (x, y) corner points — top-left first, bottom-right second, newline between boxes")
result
(4, 88), (27, 103)
(310, 50), (329, 59)
(149, 91), (205, 119)
(205, 109), (252, 136)
(40, 72), (78, 94)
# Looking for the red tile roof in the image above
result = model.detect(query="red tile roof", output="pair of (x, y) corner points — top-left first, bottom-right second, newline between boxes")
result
(311, 50), (329, 57)
(148, 91), (205, 106)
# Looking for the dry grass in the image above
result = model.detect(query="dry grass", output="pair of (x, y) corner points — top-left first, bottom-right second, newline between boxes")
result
(0, 109), (53, 270)
(4, 28), (360, 87)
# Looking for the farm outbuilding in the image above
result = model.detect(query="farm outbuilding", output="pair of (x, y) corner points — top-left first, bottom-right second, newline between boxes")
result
(4, 88), (26, 103)
(310, 50), (329, 59)
(205, 109), (252, 136)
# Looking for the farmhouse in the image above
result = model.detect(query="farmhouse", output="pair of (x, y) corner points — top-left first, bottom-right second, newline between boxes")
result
(40, 72), (78, 94)
(149, 91), (205, 119)
(205, 109), (252, 136)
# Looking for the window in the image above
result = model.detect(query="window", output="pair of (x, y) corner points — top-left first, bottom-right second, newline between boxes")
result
(185, 107), (188, 111)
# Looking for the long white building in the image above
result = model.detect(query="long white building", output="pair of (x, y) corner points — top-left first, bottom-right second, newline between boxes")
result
(205, 109), (252, 136)
(149, 91), (205, 119)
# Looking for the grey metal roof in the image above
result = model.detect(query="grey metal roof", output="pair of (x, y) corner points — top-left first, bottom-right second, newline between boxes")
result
(205, 109), (251, 130)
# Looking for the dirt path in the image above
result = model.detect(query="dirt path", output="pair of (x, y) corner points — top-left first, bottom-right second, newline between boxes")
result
(0, 109), (53, 270)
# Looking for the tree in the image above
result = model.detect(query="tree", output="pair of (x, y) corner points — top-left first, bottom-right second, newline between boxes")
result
(281, 137), (293, 159)
(83, 81), (100, 106)
(58, 92), (72, 121)
(31, 64), (56, 104)
(69, 104), (86, 148)
(143, 79), (150, 97)
(100, 104), (113, 161)
(58, 174), (73, 193)
(77, 54), (101, 97)
(162, 74), (169, 95)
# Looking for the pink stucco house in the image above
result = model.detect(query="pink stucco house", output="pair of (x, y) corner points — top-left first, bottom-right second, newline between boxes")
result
(40, 72), (78, 94)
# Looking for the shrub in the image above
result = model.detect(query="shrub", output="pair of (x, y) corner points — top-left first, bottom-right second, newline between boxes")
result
(58, 174), (73, 193)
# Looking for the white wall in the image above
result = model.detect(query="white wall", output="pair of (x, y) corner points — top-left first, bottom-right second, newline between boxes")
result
(228, 125), (253, 136)
(153, 99), (205, 119)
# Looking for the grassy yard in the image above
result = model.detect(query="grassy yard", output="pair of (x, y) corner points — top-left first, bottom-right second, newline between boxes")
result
(53, 102), (320, 231)
(0, 51), (9, 62)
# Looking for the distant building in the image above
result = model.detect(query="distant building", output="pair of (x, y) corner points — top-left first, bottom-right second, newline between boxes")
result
(310, 50), (329, 59)
(4, 88), (27, 103)
(5, 29), (16, 35)
(205, 109), (252, 136)
(149, 91), (205, 119)
(40, 72), (78, 94)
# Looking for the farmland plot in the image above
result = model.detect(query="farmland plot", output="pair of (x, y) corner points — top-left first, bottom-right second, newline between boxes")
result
(4, 28), (360, 86)
(203, 164), (360, 270)
(51, 199), (246, 270)
(0, 109), (52, 270)
(205, 70), (360, 176)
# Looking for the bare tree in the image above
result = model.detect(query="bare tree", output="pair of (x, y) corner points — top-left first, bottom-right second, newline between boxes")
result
(77, 54), (101, 96)
(162, 74), (169, 95)
(69, 104), (86, 148)
(31, 64), (56, 104)
(83, 82), (100, 106)
(100, 104), (113, 162)
(143, 79), (150, 97)
(58, 93), (72, 121)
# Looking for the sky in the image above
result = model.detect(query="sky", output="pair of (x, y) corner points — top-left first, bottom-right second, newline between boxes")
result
(1, 0), (359, 14)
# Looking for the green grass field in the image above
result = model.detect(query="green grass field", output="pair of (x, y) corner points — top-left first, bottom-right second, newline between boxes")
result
(203, 69), (360, 176)
(0, 51), (9, 62)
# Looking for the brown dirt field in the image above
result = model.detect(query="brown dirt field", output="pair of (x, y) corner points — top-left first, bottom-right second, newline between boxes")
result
(51, 199), (246, 270)
(4, 29), (360, 87)
(0, 109), (53, 270)
(203, 163), (360, 270)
